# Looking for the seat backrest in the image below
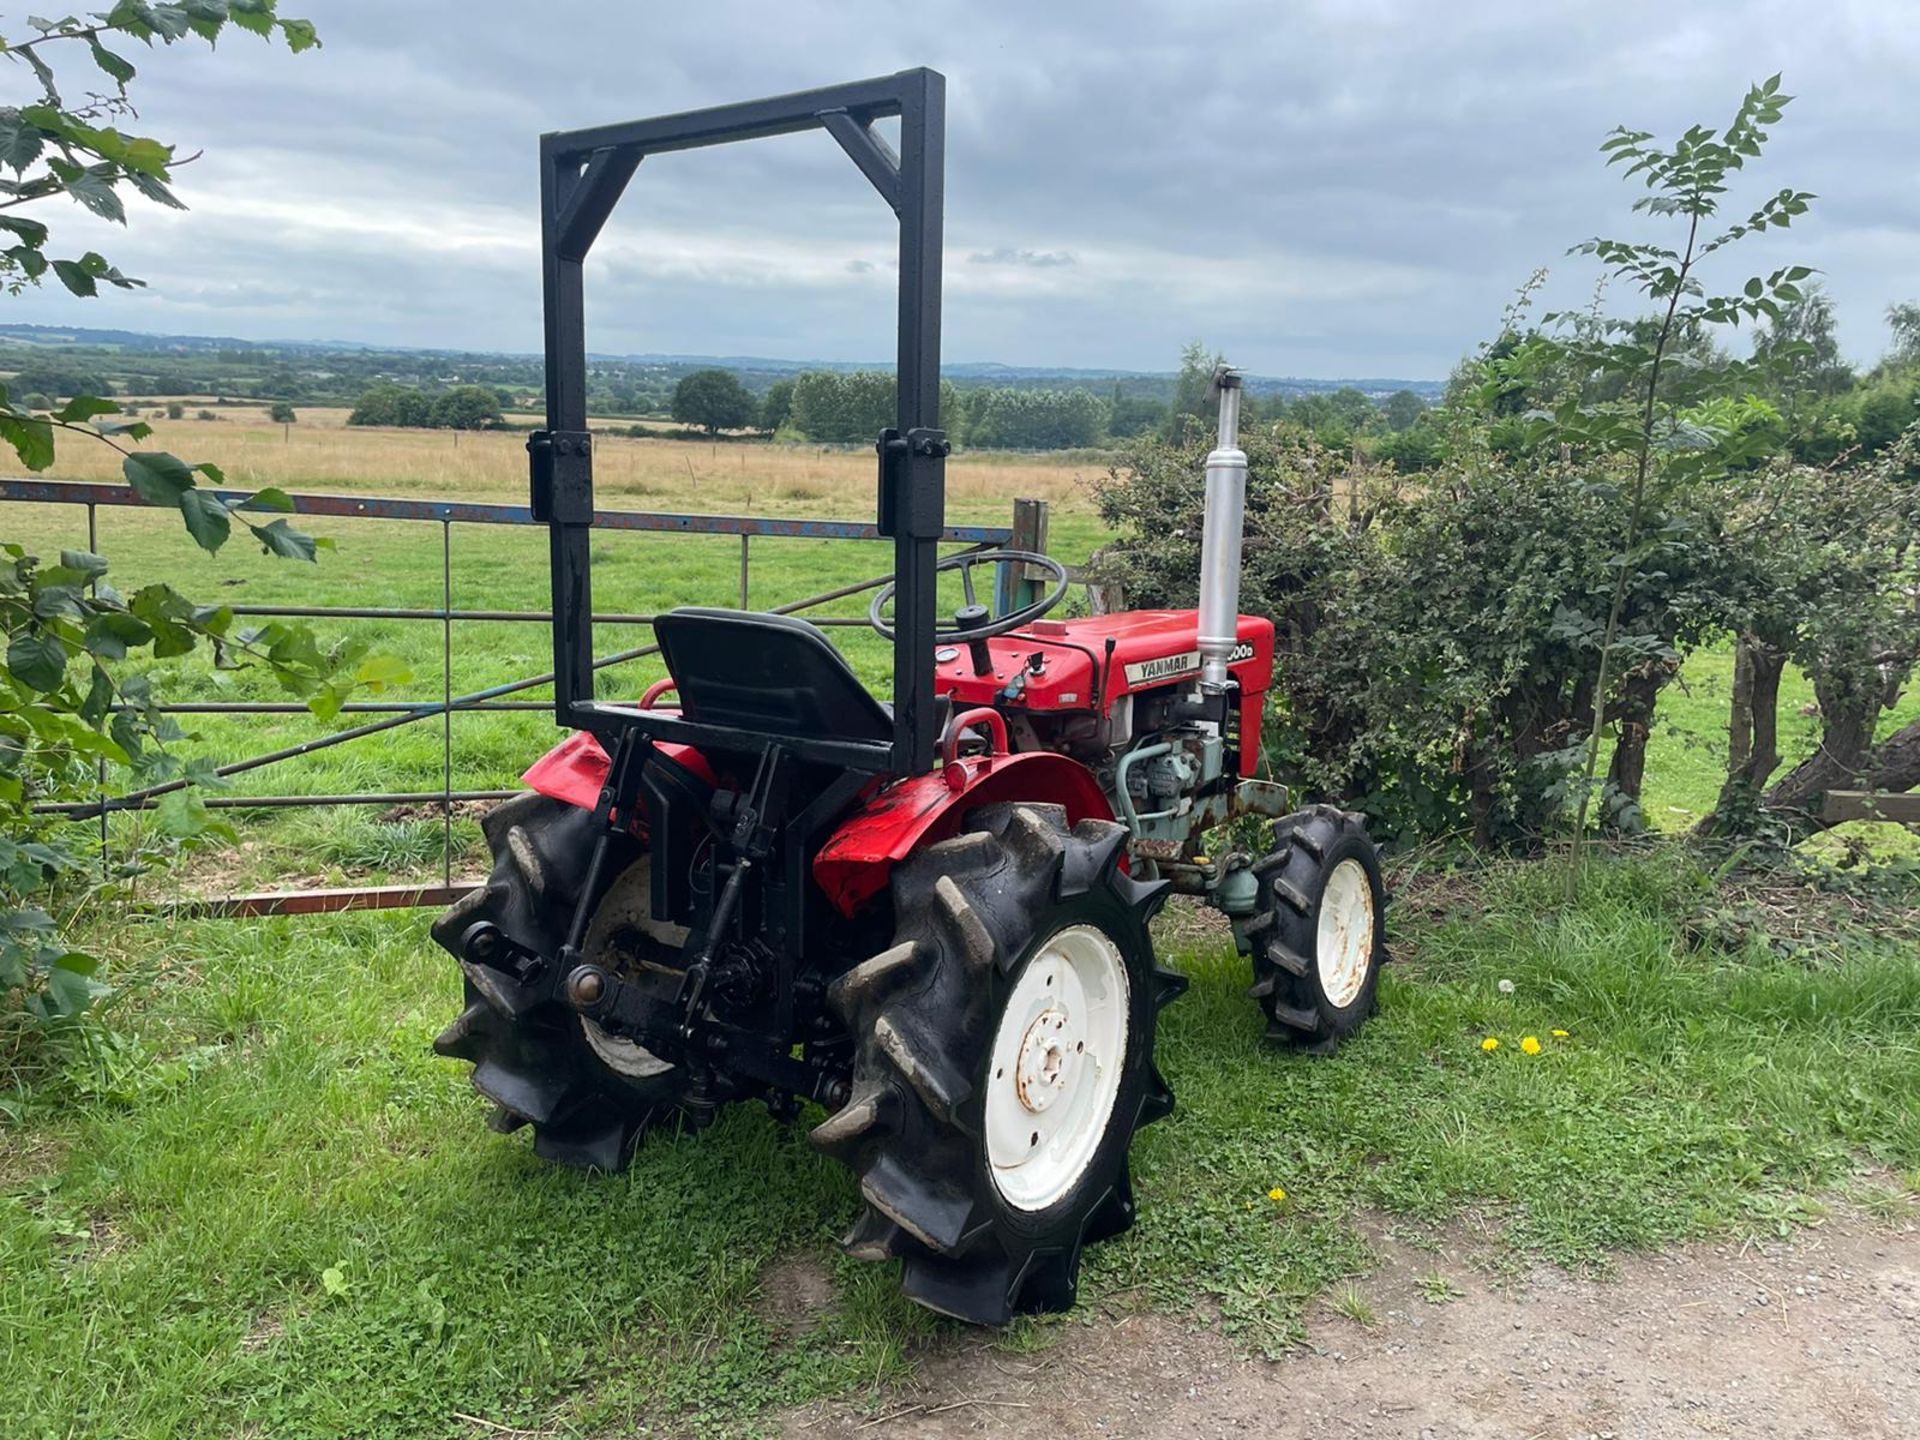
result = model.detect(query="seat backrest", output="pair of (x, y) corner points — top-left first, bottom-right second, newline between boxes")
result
(652, 607), (893, 746)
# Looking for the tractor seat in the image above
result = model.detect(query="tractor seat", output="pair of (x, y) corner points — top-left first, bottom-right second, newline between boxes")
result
(652, 607), (893, 746)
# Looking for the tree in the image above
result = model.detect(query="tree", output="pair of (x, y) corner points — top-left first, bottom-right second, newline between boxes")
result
(1109, 392), (1168, 439)
(1752, 283), (1852, 401)
(433, 385), (502, 430)
(1885, 301), (1920, 369)
(1383, 389), (1427, 432)
(1164, 341), (1224, 438)
(1700, 431), (1920, 839)
(671, 368), (754, 435)
(7, 366), (110, 401)
(1493, 76), (1813, 885)
(787, 370), (896, 443)
(963, 387), (1108, 449)
(760, 378), (795, 433)
(268, 401), (297, 424)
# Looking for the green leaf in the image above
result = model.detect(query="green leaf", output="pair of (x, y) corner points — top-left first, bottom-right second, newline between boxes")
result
(52, 258), (100, 297)
(57, 165), (126, 224)
(122, 451), (195, 507)
(8, 629), (70, 692)
(154, 787), (211, 838)
(0, 412), (56, 470)
(307, 679), (350, 723)
(0, 112), (46, 172)
(39, 959), (107, 1017)
(179, 488), (234, 553)
(88, 38), (137, 85)
(59, 549), (110, 579)
(182, 0), (232, 41)
(0, 213), (51, 246)
(355, 653), (413, 690)
(79, 664), (113, 724)
(248, 518), (318, 562)
(125, 168), (185, 210)
(243, 486), (294, 512)
(229, 0), (274, 35)
(53, 394), (118, 424)
(280, 17), (320, 52)
(118, 135), (173, 176)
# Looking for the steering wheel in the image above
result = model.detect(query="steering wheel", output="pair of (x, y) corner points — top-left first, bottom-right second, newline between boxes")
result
(868, 548), (1071, 643)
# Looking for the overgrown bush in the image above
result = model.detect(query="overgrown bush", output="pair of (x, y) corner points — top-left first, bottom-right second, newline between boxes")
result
(1095, 429), (1728, 845)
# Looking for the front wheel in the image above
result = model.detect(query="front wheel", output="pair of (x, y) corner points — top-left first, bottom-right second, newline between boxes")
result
(811, 803), (1186, 1324)
(1243, 805), (1388, 1053)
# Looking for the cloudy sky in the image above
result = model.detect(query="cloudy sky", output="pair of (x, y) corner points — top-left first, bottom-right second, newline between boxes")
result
(8, 0), (1917, 379)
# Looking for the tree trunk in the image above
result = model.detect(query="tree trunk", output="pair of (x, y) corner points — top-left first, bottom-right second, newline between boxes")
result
(1604, 657), (1679, 829)
(1701, 639), (1785, 835)
(1762, 672), (1908, 837)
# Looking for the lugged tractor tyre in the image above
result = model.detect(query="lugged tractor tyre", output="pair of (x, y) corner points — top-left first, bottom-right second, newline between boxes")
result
(812, 802), (1187, 1325)
(1244, 804), (1388, 1053)
(429, 791), (697, 1171)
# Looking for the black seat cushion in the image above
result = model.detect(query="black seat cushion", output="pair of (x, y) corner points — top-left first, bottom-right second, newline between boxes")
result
(653, 607), (893, 745)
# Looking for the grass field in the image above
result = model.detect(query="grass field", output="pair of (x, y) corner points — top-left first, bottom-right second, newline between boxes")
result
(5, 420), (1920, 1436)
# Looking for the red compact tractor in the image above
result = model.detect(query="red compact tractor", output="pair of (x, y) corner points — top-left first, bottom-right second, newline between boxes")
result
(432, 69), (1386, 1324)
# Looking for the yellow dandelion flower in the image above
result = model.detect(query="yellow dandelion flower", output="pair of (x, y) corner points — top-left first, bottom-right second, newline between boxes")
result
(1268, 1186), (1287, 1203)
(1520, 1035), (1542, 1055)
(1481, 1036), (1500, 1052)
(1551, 1029), (1570, 1038)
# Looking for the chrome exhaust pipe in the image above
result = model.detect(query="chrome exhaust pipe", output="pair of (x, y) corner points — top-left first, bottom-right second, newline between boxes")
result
(1196, 366), (1246, 691)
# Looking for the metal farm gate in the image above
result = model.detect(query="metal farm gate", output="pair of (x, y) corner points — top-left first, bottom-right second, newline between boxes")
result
(6, 476), (1029, 917)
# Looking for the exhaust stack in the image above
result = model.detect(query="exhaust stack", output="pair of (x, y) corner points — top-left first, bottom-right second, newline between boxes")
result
(1196, 366), (1247, 691)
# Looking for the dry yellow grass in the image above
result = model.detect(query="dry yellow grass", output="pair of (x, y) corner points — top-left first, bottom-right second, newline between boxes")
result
(46, 408), (1103, 523)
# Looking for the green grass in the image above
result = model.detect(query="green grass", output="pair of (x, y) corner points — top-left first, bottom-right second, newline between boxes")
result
(5, 851), (1917, 1435)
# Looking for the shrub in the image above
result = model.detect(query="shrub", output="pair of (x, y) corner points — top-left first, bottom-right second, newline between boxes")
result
(1093, 429), (1725, 845)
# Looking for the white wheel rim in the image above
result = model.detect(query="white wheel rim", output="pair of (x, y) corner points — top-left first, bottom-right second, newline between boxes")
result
(1316, 858), (1376, 1010)
(580, 860), (686, 1081)
(985, 923), (1130, 1213)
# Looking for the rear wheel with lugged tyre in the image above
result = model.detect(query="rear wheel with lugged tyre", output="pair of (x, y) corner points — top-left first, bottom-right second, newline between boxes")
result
(1243, 804), (1387, 1053)
(811, 802), (1187, 1324)
(429, 792), (701, 1170)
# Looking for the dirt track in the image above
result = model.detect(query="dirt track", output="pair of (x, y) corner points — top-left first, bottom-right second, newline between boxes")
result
(779, 1213), (1920, 1439)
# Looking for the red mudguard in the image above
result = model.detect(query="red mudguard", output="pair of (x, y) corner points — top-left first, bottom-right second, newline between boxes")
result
(812, 751), (1114, 917)
(520, 731), (716, 815)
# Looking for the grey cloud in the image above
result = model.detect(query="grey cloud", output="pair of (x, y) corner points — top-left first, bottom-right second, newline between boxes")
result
(6, 0), (1917, 377)
(968, 248), (1076, 268)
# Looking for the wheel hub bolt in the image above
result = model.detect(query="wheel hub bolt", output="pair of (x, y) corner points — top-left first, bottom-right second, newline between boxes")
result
(1015, 1008), (1073, 1113)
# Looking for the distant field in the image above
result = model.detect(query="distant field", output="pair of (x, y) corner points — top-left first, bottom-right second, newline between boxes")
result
(39, 407), (1096, 512)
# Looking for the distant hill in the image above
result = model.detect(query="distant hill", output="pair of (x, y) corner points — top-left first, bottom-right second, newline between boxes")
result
(0, 323), (1445, 400)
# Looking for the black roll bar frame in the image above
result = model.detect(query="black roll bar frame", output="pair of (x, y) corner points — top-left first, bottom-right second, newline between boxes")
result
(531, 67), (947, 777)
